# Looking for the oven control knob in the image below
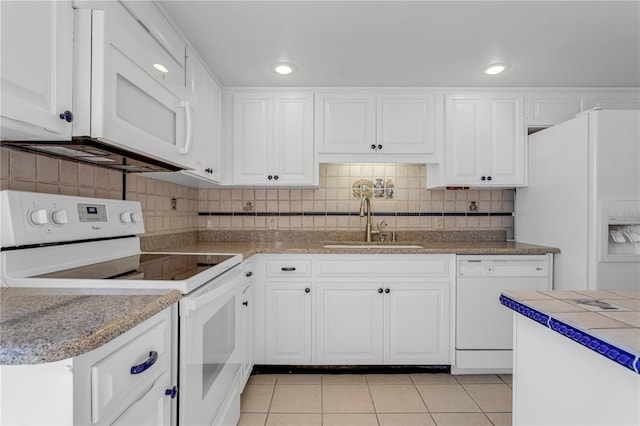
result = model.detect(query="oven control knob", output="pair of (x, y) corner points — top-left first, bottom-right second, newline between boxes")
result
(29, 209), (49, 226)
(120, 212), (132, 223)
(50, 209), (68, 226)
(130, 212), (142, 224)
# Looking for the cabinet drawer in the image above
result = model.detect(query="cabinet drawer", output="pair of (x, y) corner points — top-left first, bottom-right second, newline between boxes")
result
(266, 260), (312, 278)
(317, 256), (451, 278)
(91, 314), (170, 424)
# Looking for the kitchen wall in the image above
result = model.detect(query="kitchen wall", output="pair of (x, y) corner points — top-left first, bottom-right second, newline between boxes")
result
(199, 163), (514, 238)
(1, 151), (514, 238)
(0, 147), (199, 236)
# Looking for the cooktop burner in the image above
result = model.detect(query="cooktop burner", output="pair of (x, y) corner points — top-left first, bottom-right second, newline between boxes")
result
(35, 253), (237, 281)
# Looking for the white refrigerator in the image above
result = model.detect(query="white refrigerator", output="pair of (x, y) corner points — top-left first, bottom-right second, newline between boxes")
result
(515, 109), (640, 291)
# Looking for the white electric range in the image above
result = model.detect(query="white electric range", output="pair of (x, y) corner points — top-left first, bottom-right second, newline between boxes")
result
(0, 190), (246, 426)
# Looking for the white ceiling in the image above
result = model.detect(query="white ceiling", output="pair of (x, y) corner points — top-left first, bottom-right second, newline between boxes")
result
(158, 0), (640, 88)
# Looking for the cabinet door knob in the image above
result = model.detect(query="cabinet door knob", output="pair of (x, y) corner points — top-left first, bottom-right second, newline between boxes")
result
(268, 175), (273, 180)
(377, 144), (382, 150)
(481, 176), (486, 181)
(371, 144), (376, 150)
(274, 175), (279, 180)
(242, 301), (249, 307)
(59, 110), (73, 122)
(384, 288), (390, 294)
(305, 288), (311, 293)
(378, 288), (383, 294)
(165, 386), (177, 399)
(245, 271), (253, 277)
(487, 176), (492, 181)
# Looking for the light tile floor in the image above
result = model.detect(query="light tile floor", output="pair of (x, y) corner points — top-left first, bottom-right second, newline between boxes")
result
(239, 374), (513, 426)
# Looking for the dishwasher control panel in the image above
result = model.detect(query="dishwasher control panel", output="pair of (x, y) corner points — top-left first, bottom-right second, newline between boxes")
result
(458, 257), (549, 277)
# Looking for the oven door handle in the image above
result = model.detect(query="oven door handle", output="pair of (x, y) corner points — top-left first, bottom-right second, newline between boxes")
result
(130, 351), (158, 375)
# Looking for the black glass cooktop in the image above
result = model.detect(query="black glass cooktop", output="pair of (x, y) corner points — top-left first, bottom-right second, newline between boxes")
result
(35, 253), (237, 281)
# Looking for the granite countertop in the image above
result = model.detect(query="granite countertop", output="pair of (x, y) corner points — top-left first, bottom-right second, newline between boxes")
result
(0, 287), (181, 365)
(500, 289), (640, 375)
(160, 240), (559, 258)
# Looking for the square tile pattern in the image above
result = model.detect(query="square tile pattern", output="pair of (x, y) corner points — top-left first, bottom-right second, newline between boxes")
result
(239, 374), (512, 426)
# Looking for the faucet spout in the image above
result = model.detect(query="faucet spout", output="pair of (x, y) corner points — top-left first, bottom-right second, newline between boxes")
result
(359, 196), (375, 242)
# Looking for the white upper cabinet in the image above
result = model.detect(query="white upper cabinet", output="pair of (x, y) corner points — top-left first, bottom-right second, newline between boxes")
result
(588, 91), (640, 110)
(232, 91), (315, 186)
(183, 52), (222, 181)
(429, 92), (525, 188)
(0, 0), (73, 140)
(525, 92), (588, 127)
(377, 93), (437, 154)
(316, 93), (377, 153)
(316, 92), (438, 161)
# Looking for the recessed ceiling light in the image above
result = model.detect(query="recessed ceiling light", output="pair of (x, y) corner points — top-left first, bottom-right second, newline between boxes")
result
(272, 63), (297, 75)
(153, 63), (169, 73)
(483, 62), (511, 75)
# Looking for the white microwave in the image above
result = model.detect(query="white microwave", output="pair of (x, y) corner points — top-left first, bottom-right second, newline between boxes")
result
(72, 6), (193, 169)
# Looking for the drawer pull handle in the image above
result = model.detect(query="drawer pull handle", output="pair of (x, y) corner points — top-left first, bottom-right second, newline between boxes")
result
(165, 386), (177, 399)
(130, 351), (158, 375)
(281, 267), (296, 271)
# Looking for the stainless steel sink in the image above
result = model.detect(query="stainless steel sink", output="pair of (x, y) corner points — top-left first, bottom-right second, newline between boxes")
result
(322, 242), (424, 249)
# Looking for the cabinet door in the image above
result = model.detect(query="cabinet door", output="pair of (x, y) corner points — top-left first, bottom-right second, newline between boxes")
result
(316, 283), (384, 364)
(588, 91), (640, 110)
(445, 94), (485, 184)
(238, 281), (253, 386)
(525, 93), (587, 127)
(487, 93), (525, 185)
(377, 93), (436, 154)
(265, 282), (312, 364)
(0, 0), (73, 140)
(273, 93), (315, 185)
(233, 93), (273, 185)
(111, 372), (171, 426)
(186, 54), (222, 181)
(316, 93), (376, 154)
(384, 283), (450, 364)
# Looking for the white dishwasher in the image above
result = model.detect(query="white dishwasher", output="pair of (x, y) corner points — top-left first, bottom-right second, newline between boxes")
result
(454, 255), (553, 374)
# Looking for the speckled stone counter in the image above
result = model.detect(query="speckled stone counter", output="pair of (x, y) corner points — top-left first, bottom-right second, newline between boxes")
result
(159, 240), (559, 258)
(0, 288), (181, 365)
(500, 289), (640, 374)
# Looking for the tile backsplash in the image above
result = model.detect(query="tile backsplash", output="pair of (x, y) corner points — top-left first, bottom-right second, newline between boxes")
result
(1, 151), (513, 238)
(199, 164), (514, 238)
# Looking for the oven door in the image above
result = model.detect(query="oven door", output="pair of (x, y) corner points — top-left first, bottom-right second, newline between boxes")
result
(179, 266), (242, 426)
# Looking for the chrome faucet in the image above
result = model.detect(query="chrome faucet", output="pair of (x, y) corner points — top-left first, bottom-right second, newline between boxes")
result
(359, 196), (379, 242)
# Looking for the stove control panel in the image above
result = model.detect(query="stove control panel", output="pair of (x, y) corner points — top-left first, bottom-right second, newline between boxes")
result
(1, 190), (145, 248)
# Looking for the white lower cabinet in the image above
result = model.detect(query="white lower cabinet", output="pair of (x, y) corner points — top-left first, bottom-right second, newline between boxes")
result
(0, 306), (177, 426)
(256, 254), (453, 366)
(265, 281), (313, 364)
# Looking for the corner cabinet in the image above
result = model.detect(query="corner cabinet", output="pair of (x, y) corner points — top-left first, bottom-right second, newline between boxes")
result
(428, 92), (525, 188)
(232, 92), (316, 186)
(315, 92), (439, 161)
(0, 0), (73, 140)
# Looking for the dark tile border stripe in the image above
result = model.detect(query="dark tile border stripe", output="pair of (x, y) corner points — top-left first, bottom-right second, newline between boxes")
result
(199, 211), (513, 217)
(500, 295), (639, 375)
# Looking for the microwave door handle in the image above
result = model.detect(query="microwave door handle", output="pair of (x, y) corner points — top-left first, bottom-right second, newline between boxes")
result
(179, 100), (192, 154)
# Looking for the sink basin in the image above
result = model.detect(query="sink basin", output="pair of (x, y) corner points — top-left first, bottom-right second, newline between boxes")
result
(322, 242), (424, 249)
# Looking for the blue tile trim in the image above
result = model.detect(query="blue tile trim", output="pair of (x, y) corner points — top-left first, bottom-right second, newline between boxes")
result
(500, 295), (639, 375)
(199, 211), (510, 217)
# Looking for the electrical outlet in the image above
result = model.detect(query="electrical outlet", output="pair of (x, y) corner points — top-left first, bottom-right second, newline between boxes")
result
(206, 220), (213, 229)
(268, 217), (277, 230)
(435, 217), (444, 229)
